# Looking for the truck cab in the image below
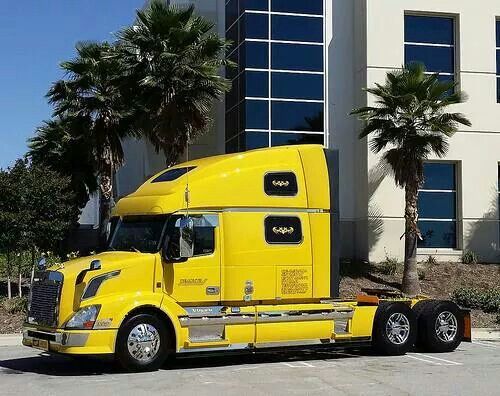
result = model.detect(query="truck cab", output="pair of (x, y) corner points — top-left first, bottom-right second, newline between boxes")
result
(23, 145), (470, 371)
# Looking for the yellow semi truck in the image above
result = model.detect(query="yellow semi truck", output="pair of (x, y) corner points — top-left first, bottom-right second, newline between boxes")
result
(23, 145), (471, 371)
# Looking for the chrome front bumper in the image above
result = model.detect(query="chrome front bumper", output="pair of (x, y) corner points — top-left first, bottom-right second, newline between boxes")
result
(22, 327), (89, 348)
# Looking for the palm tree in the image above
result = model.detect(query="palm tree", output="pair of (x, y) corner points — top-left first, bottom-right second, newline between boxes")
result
(28, 118), (98, 208)
(47, 42), (136, 246)
(351, 63), (471, 296)
(116, 0), (232, 164)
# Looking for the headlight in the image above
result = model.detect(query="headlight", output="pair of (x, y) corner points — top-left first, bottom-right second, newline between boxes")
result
(65, 305), (101, 329)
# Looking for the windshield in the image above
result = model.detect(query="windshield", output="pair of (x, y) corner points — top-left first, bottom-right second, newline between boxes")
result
(108, 215), (168, 253)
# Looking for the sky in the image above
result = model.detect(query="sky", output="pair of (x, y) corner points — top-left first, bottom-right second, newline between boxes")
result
(0, 1), (146, 169)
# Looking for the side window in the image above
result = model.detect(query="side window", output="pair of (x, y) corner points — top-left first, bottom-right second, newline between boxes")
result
(165, 215), (216, 258)
(264, 172), (298, 196)
(265, 216), (302, 244)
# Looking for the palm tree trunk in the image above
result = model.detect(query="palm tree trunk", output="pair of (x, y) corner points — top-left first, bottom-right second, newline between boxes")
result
(402, 182), (421, 296)
(99, 155), (113, 250)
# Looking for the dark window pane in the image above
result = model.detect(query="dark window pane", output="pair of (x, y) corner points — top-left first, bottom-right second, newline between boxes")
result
(241, 13), (268, 40)
(225, 107), (239, 140)
(405, 15), (454, 45)
(272, 72), (324, 100)
(418, 221), (456, 248)
(497, 77), (500, 103)
(497, 50), (500, 75)
(226, 49), (238, 80)
(240, 0), (268, 12)
(226, 78), (239, 111)
(271, 132), (324, 147)
(226, 23), (238, 52)
(422, 163), (456, 190)
(272, 15), (323, 43)
(244, 71), (269, 98)
(226, 136), (238, 153)
(241, 42), (269, 69)
(271, 101), (324, 131)
(272, 0), (323, 15)
(152, 167), (195, 183)
(405, 45), (454, 73)
(497, 20), (500, 48)
(245, 100), (269, 129)
(418, 192), (456, 219)
(272, 44), (323, 71)
(241, 132), (269, 150)
(226, 0), (239, 30)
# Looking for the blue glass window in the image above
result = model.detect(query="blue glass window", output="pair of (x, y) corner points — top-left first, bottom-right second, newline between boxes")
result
(418, 163), (457, 248)
(497, 21), (500, 102)
(240, 0), (268, 12)
(271, 73), (323, 100)
(418, 192), (456, 219)
(226, 0), (239, 30)
(422, 163), (456, 190)
(225, 107), (239, 140)
(240, 13), (268, 40)
(404, 15), (455, 82)
(226, 136), (238, 154)
(244, 71), (269, 98)
(241, 132), (269, 150)
(244, 100), (269, 129)
(272, 44), (323, 71)
(272, 15), (323, 43)
(226, 79), (239, 111)
(271, 101), (324, 131)
(271, 132), (323, 147)
(405, 15), (454, 45)
(240, 42), (269, 70)
(419, 221), (456, 248)
(271, 0), (323, 15)
(405, 45), (454, 74)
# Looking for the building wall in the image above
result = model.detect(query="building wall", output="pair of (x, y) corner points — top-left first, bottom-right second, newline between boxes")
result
(361, 0), (500, 262)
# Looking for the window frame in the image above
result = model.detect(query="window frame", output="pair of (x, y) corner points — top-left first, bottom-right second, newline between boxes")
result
(404, 12), (460, 90)
(418, 161), (462, 251)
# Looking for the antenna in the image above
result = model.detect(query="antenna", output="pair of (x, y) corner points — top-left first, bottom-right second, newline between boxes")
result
(184, 131), (190, 217)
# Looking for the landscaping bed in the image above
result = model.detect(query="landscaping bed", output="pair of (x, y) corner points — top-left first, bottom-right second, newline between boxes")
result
(340, 261), (500, 328)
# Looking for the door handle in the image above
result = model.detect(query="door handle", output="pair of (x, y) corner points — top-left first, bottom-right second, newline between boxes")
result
(206, 286), (220, 295)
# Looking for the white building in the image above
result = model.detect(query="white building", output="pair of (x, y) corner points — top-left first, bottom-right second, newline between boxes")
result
(114, 0), (500, 264)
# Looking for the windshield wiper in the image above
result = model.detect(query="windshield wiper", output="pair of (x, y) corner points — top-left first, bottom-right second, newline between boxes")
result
(130, 246), (141, 253)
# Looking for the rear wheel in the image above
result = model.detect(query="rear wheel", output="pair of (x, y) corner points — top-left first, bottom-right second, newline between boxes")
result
(372, 302), (417, 355)
(417, 300), (463, 353)
(116, 313), (170, 372)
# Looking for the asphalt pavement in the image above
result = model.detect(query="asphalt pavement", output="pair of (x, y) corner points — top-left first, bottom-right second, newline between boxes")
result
(0, 340), (499, 396)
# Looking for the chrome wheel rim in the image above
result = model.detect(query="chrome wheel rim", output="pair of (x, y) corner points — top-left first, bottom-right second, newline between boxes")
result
(435, 311), (458, 342)
(127, 323), (161, 363)
(385, 313), (410, 345)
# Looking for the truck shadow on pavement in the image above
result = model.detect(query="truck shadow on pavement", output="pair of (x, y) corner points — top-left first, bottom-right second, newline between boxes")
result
(0, 346), (371, 377)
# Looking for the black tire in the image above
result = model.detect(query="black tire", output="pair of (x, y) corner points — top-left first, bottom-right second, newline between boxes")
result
(417, 300), (463, 353)
(412, 299), (435, 348)
(116, 313), (171, 372)
(372, 302), (417, 355)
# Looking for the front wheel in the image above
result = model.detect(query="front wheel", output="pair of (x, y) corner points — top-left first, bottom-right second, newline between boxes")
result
(372, 302), (417, 355)
(116, 313), (170, 372)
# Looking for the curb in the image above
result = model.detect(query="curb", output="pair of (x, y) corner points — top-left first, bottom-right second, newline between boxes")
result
(0, 334), (22, 347)
(472, 328), (500, 341)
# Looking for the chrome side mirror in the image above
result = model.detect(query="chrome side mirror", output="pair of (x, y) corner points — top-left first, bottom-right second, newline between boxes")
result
(37, 257), (47, 270)
(179, 217), (194, 258)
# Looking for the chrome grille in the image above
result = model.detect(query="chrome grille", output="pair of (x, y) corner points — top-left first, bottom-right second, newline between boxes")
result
(28, 271), (63, 327)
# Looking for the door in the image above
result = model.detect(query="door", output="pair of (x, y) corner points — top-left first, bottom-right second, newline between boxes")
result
(163, 213), (221, 304)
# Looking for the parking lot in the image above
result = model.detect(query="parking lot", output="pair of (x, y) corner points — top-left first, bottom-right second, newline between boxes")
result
(0, 340), (498, 396)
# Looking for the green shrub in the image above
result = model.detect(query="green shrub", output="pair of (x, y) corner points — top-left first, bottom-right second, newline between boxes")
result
(452, 287), (500, 313)
(426, 255), (437, 265)
(461, 250), (480, 265)
(1, 297), (28, 314)
(380, 252), (401, 276)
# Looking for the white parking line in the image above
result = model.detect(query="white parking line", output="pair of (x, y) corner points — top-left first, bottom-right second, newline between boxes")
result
(473, 341), (499, 349)
(282, 361), (315, 368)
(406, 354), (442, 365)
(412, 353), (462, 366)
